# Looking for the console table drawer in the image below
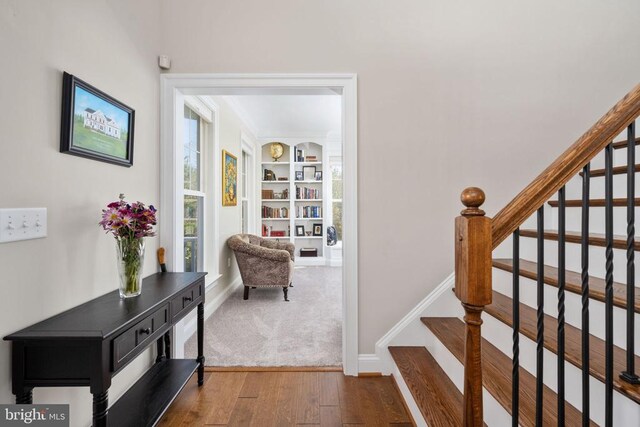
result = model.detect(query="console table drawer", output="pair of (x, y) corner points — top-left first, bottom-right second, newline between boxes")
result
(171, 281), (203, 322)
(112, 304), (169, 371)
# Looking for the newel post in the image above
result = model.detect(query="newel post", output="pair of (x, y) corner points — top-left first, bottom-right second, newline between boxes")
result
(455, 187), (492, 427)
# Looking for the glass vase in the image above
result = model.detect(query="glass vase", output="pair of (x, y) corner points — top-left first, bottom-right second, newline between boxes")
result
(116, 238), (145, 298)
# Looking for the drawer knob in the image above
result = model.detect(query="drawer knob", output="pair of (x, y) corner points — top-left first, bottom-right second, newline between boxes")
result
(183, 296), (192, 303)
(139, 327), (151, 335)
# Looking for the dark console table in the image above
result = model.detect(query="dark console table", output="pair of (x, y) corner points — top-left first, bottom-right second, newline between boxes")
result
(4, 272), (206, 427)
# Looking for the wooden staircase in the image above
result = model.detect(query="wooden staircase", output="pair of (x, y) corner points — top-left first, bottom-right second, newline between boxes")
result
(387, 84), (640, 426)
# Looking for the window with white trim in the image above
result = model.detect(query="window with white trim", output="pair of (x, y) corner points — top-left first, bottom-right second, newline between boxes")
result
(183, 106), (205, 272)
(330, 156), (343, 241)
(241, 150), (249, 233)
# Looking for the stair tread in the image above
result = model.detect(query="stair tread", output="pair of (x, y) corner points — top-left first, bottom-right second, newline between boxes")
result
(612, 137), (640, 150)
(389, 346), (467, 427)
(519, 228), (640, 251)
(493, 258), (640, 313)
(548, 198), (640, 207)
(485, 290), (640, 404)
(579, 164), (640, 177)
(422, 317), (593, 427)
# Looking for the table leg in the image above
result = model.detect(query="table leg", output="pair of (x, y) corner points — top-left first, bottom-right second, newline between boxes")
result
(15, 389), (33, 404)
(92, 390), (108, 427)
(197, 302), (205, 386)
(155, 335), (165, 363)
(164, 330), (171, 359)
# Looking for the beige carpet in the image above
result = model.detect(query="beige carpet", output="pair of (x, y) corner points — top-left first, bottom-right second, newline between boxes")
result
(185, 266), (342, 366)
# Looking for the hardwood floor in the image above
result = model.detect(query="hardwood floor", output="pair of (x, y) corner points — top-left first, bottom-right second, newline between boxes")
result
(158, 370), (414, 426)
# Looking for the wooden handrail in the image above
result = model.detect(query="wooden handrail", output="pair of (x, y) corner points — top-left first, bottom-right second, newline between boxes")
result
(492, 83), (640, 249)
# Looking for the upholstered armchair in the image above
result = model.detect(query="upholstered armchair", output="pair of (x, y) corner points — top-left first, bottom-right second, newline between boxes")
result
(227, 234), (295, 301)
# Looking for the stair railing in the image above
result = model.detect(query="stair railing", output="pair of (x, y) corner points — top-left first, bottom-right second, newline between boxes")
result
(455, 83), (640, 427)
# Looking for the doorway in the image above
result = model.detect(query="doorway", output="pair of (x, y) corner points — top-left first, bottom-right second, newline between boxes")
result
(159, 74), (358, 374)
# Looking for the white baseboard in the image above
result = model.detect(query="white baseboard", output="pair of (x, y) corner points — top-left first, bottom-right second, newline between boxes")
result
(370, 273), (456, 374)
(357, 353), (381, 373)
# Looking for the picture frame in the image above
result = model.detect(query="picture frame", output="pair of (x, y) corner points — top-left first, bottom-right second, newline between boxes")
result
(314, 171), (323, 181)
(295, 225), (305, 236)
(222, 150), (238, 206)
(295, 171), (304, 181)
(313, 223), (323, 236)
(302, 166), (316, 181)
(60, 72), (135, 167)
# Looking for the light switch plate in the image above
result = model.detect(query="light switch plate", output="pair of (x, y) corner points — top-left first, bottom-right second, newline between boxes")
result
(0, 208), (47, 243)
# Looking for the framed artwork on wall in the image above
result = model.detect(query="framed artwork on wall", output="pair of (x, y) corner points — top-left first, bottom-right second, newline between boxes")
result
(60, 72), (135, 167)
(222, 150), (238, 206)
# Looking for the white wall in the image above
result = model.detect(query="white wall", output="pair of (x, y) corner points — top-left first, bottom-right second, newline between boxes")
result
(0, 1), (160, 426)
(158, 0), (640, 353)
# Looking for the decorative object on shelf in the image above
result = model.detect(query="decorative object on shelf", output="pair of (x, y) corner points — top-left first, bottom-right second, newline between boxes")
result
(305, 231), (312, 236)
(263, 168), (276, 181)
(269, 142), (284, 161)
(305, 155), (317, 162)
(277, 177), (288, 181)
(222, 150), (238, 206)
(296, 148), (304, 162)
(313, 223), (323, 236)
(295, 225), (305, 236)
(327, 226), (337, 246)
(300, 248), (318, 257)
(60, 72), (135, 167)
(314, 171), (322, 181)
(99, 194), (157, 298)
(302, 166), (316, 181)
(295, 171), (304, 181)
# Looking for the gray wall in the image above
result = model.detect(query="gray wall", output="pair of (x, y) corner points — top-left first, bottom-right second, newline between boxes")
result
(157, 0), (640, 353)
(0, 1), (161, 425)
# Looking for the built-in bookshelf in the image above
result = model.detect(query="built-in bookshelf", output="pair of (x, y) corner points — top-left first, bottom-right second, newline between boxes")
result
(260, 141), (326, 263)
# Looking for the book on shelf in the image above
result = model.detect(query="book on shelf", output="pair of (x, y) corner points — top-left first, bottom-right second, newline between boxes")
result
(295, 186), (321, 200)
(262, 189), (274, 199)
(305, 155), (317, 162)
(295, 205), (322, 218)
(262, 206), (289, 219)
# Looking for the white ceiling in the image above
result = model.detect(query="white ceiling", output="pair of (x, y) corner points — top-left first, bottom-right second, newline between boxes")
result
(222, 95), (341, 139)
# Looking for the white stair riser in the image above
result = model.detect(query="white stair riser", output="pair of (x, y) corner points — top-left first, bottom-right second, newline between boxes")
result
(493, 269), (640, 354)
(519, 236), (638, 285)
(564, 171), (640, 200)
(482, 313), (640, 426)
(422, 326), (513, 427)
(559, 206), (640, 237)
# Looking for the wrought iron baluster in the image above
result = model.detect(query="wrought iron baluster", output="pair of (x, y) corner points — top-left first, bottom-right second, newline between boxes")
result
(621, 122), (640, 385)
(536, 206), (544, 427)
(604, 143), (614, 427)
(557, 186), (566, 426)
(581, 163), (591, 427)
(512, 229), (520, 427)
